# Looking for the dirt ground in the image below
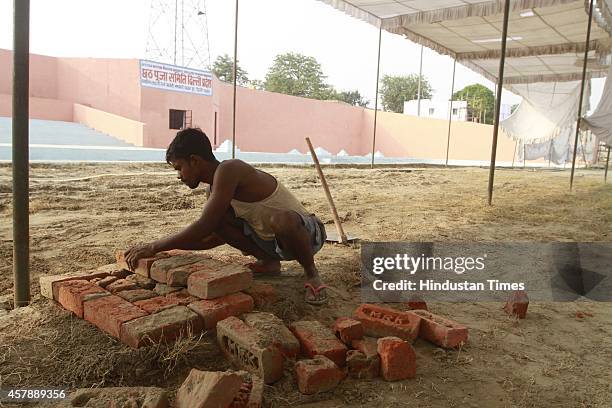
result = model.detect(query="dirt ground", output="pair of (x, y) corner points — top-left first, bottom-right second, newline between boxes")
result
(0, 162), (611, 407)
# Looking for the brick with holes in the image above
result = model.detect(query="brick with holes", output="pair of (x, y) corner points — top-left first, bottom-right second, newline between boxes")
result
(216, 316), (284, 384)
(354, 304), (421, 342)
(409, 309), (468, 349)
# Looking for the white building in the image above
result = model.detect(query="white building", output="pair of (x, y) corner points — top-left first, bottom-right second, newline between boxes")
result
(403, 99), (513, 122)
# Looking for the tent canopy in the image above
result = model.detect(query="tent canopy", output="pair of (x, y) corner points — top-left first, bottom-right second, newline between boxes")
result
(318, 0), (612, 83)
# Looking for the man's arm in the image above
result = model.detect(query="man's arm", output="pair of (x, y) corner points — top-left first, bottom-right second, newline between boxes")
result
(124, 163), (239, 269)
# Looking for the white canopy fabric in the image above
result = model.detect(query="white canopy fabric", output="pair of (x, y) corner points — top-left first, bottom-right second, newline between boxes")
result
(501, 80), (589, 143)
(581, 65), (612, 145)
(318, 0), (612, 83)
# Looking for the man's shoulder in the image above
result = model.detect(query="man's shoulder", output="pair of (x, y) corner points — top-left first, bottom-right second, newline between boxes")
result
(216, 159), (256, 181)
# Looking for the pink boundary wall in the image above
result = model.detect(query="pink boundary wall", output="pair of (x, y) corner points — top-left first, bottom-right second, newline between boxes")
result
(0, 49), (516, 161)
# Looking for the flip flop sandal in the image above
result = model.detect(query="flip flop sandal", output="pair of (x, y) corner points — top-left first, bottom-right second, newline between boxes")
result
(247, 262), (282, 277)
(304, 283), (329, 305)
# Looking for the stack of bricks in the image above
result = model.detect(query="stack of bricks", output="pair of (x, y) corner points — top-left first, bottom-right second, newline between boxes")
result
(40, 249), (262, 348)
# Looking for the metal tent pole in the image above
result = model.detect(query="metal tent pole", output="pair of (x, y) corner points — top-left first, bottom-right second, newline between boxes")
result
(605, 146), (610, 183)
(371, 25), (382, 168)
(548, 138), (553, 167)
(417, 45), (423, 116)
(231, 0), (238, 159)
(523, 143), (526, 169)
(13, 0), (30, 308)
(445, 59), (456, 166)
(486, 0), (510, 205)
(570, 0), (594, 191)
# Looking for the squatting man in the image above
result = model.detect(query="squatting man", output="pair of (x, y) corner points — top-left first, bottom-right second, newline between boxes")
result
(123, 128), (329, 304)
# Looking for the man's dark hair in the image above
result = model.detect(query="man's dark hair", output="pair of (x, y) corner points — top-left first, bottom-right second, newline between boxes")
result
(166, 128), (216, 163)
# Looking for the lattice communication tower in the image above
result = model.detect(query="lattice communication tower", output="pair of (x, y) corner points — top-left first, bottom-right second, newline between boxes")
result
(145, 0), (211, 69)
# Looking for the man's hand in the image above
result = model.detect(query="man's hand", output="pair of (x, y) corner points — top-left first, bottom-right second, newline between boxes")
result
(124, 243), (156, 271)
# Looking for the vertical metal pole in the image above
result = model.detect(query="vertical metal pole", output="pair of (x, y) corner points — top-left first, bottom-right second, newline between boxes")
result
(605, 146), (610, 183)
(417, 45), (423, 116)
(231, 0), (238, 159)
(181, 0), (184, 66)
(487, 0), (510, 205)
(371, 25), (382, 168)
(174, 0), (178, 65)
(13, 0), (30, 308)
(570, 0), (594, 191)
(523, 143), (526, 169)
(445, 59), (456, 166)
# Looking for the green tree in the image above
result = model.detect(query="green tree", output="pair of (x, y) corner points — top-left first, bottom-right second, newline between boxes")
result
(379, 74), (432, 113)
(212, 54), (249, 86)
(333, 90), (369, 107)
(453, 84), (495, 124)
(264, 52), (332, 100)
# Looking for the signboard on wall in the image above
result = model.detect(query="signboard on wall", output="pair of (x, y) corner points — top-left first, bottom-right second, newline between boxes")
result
(140, 60), (213, 96)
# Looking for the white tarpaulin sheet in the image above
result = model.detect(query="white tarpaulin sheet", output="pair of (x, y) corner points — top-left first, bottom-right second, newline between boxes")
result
(582, 65), (612, 145)
(501, 81), (589, 143)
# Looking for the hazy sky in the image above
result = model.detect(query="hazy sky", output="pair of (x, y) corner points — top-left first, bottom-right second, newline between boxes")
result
(0, 0), (605, 110)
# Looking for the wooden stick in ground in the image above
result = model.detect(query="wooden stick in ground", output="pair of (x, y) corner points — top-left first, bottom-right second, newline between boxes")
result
(305, 137), (348, 244)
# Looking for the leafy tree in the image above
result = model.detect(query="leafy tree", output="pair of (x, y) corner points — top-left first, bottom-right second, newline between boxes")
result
(212, 54), (249, 86)
(453, 84), (495, 124)
(379, 74), (432, 113)
(264, 52), (332, 100)
(333, 90), (369, 107)
(248, 79), (265, 91)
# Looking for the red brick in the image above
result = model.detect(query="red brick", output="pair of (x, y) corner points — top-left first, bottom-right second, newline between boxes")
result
(354, 304), (421, 342)
(84, 295), (148, 338)
(166, 289), (199, 305)
(333, 317), (364, 344)
(166, 258), (222, 287)
(106, 279), (140, 294)
(115, 249), (169, 277)
(405, 301), (428, 311)
(409, 309), (468, 349)
(117, 289), (158, 303)
(503, 290), (529, 319)
(56, 280), (110, 318)
(229, 373), (264, 408)
(377, 336), (416, 381)
(216, 316), (284, 384)
(346, 350), (380, 379)
(176, 369), (242, 408)
(134, 296), (180, 314)
(120, 305), (204, 348)
(243, 312), (300, 359)
(188, 293), (254, 329)
(289, 320), (348, 367)
(41, 271), (109, 300)
(97, 275), (119, 289)
(188, 265), (253, 299)
(243, 282), (278, 308)
(295, 355), (346, 395)
(149, 253), (206, 284)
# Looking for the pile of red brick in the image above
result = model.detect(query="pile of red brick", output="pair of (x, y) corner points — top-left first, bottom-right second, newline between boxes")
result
(40, 250), (277, 349)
